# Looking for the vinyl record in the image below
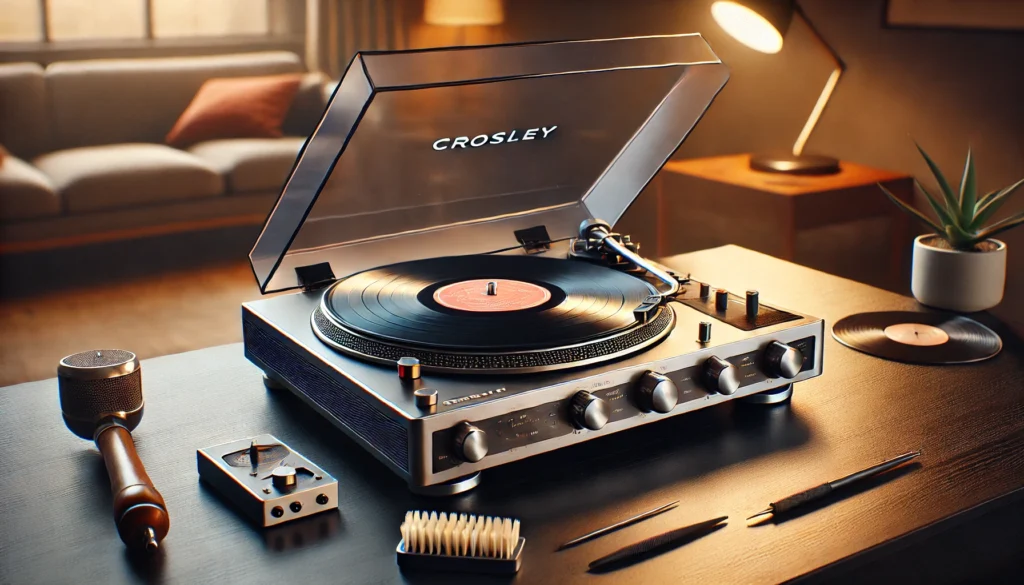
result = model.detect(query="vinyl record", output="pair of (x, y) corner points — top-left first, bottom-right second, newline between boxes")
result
(832, 311), (1001, 364)
(311, 254), (676, 373)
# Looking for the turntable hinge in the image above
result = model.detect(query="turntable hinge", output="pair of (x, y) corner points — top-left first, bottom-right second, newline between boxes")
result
(514, 225), (552, 255)
(295, 262), (336, 291)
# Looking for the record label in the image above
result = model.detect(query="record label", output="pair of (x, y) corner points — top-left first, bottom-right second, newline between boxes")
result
(832, 311), (1001, 364)
(433, 279), (551, 312)
(882, 323), (949, 346)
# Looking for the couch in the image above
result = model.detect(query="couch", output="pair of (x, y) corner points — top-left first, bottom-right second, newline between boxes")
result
(0, 52), (329, 254)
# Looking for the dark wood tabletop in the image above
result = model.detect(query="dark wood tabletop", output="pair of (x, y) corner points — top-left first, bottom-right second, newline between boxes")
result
(2, 245), (1021, 585)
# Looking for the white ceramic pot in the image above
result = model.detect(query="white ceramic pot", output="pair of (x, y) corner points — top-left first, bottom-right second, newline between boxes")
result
(911, 234), (1006, 312)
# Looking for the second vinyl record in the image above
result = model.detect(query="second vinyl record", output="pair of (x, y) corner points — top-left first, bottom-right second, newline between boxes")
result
(832, 311), (1001, 364)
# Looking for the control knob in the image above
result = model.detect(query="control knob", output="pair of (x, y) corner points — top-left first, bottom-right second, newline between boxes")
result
(703, 356), (741, 395)
(636, 372), (678, 413)
(571, 391), (610, 431)
(452, 421), (488, 462)
(271, 466), (298, 491)
(764, 341), (803, 379)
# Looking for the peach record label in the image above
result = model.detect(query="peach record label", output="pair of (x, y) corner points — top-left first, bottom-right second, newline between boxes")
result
(883, 323), (950, 346)
(433, 279), (551, 312)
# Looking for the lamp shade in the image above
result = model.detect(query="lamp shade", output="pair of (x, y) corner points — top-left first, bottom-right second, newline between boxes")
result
(424, 0), (504, 26)
(711, 0), (795, 54)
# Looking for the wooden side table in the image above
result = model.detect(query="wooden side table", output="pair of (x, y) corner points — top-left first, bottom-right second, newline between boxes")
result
(648, 154), (914, 288)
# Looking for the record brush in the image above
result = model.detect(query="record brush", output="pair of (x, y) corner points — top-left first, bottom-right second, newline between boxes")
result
(747, 450), (922, 525)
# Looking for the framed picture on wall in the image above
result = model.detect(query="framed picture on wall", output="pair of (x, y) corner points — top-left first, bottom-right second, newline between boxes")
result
(886, 0), (1024, 31)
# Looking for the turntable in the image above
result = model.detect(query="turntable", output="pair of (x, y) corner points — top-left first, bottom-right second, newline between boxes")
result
(242, 35), (824, 495)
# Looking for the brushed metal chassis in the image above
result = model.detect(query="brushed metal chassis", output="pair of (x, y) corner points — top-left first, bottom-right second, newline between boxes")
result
(243, 281), (824, 492)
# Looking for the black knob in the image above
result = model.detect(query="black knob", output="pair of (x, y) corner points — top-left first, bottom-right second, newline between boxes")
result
(452, 421), (488, 462)
(746, 290), (759, 321)
(704, 356), (741, 395)
(699, 283), (711, 298)
(636, 372), (678, 413)
(698, 321), (712, 344)
(764, 341), (803, 379)
(715, 290), (729, 312)
(571, 391), (610, 431)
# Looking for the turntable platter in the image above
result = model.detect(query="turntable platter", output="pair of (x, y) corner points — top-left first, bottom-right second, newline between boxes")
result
(311, 255), (675, 373)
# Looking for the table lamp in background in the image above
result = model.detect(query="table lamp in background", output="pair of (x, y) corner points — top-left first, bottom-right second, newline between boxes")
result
(711, 0), (845, 174)
(425, 0), (504, 45)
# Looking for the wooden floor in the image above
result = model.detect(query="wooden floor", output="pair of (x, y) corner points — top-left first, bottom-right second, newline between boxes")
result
(0, 261), (264, 386)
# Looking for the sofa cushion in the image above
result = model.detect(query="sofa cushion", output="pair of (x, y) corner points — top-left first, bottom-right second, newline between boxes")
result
(166, 74), (303, 148)
(188, 138), (304, 194)
(0, 63), (49, 159)
(33, 144), (223, 213)
(282, 71), (331, 138)
(0, 156), (60, 220)
(45, 52), (305, 151)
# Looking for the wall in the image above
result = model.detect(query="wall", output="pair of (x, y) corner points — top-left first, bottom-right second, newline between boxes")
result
(0, 0), (305, 65)
(396, 0), (1024, 327)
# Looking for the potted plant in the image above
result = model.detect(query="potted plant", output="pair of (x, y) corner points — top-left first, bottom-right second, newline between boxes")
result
(879, 144), (1024, 312)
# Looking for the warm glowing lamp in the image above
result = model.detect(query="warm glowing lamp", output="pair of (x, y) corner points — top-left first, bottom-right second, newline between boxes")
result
(424, 0), (504, 26)
(711, 0), (845, 174)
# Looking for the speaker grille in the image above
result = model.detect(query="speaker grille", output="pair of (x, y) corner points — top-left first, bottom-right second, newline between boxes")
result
(243, 316), (410, 474)
(58, 368), (143, 419)
(62, 349), (135, 368)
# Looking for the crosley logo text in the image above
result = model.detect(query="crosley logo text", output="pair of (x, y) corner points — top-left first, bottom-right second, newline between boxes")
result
(432, 126), (558, 151)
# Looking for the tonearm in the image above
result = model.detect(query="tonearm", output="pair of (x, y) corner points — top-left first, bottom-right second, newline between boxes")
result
(570, 219), (682, 298)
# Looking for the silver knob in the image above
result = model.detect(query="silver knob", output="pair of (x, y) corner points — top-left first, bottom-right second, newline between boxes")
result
(637, 371), (678, 413)
(452, 421), (488, 463)
(704, 356), (741, 395)
(764, 341), (803, 379)
(271, 466), (298, 491)
(414, 387), (437, 409)
(397, 357), (421, 380)
(570, 391), (610, 431)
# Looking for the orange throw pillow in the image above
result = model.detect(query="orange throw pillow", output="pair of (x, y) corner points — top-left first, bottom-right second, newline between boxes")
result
(166, 74), (303, 148)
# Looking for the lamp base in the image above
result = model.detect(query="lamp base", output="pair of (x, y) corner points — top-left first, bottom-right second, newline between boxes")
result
(749, 153), (841, 175)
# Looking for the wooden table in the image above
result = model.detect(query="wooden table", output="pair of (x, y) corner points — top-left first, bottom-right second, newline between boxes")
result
(646, 155), (915, 289)
(1, 246), (1021, 585)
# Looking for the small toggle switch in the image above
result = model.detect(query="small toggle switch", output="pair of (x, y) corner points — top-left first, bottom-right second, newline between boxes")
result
(698, 321), (712, 344)
(746, 290), (759, 321)
(715, 289), (729, 312)
(397, 356), (421, 380)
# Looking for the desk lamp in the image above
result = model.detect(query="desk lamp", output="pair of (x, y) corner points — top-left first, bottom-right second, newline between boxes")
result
(711, 0), (845, 174)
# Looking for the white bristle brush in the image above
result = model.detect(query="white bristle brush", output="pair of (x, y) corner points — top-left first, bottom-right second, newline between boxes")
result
(400, 511), (521, 559)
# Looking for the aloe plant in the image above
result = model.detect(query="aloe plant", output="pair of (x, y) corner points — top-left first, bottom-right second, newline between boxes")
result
(879, 144), (1024, 251)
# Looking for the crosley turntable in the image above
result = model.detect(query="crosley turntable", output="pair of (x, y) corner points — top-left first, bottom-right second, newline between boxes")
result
(242, 35), (824, 495)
